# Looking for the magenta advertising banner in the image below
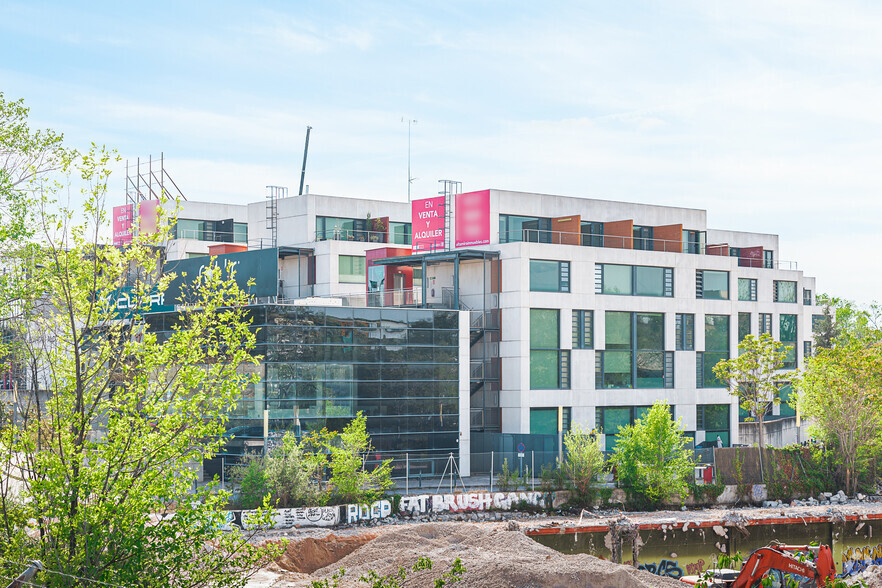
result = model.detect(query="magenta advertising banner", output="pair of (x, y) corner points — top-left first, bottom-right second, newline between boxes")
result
(138, 199), (161, 236)
(112, 204), (133, 246)
(454, 190), (490, 248)
(411, 196), (446, 253)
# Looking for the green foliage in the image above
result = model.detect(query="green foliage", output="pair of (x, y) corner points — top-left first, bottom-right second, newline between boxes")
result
(610, 401), (695, 508)
(713, 334), (789, 454)
(237, 459), (270, 510)
(815, 294), (882, 348)
(563, 425), (605, 505)
(332, 556), (465, 588)
(689, 482), (726, 505)
(496, 458), (521, 492)
(0, 94), (282, 587)
(309, 568), (346, 588)
(795, 342), (882, 494)
(262, 432), (326, 507)
(327, 412), (394, 505)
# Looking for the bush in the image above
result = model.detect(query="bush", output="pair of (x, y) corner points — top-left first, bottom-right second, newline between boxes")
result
(564, 425), (605, 505)
(237, 458), (270, 509)
(263, 432), (327, 507)
(496, 458), (521, 491)
(610, 401), (695, 508)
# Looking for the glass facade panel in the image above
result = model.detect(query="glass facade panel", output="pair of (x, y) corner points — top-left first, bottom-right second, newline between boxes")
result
(636, 351), (664, 388)
(705, 315), (730, 351)
(636, 313), (664, 350)
(780, 314), (797, 369)
(530, 309), (559, 349)
(339, 255), (366, 283)
(530, 259), (562, 292)
(530, 408), (558, 435)
(738, 278), (756, 301)
(605, 311), (631, 349)
(635, 266), (665, 296)
(150, 305), (460, 470)
(602, 264), (632, 295)
(389, 222), (412, 245)
(703, 352), (729, 387)
(701, 270), (729, 300)
(775, 280), (797, 303)
(602, 407), (632, 435)
(676, 314), (695, 351)
(738, 312), (751, 343)
(602, 350), (632, 388)
(530, 350), (559, 389)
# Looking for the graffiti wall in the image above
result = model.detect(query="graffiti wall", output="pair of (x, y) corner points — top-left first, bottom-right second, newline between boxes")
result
(222, 499), (392, 530)
(400, 492), (545, 515)
(842, 543), (882, 576)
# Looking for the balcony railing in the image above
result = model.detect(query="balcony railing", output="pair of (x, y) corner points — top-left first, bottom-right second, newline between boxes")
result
(499, 229), (797, 270)
(314, 228), (411, 246)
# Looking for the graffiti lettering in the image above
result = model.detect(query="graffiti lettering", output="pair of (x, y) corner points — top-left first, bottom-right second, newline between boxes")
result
(685, 560), (706, 576)
(401, 492), (544, 515)
(842, 544), (882, 577)
(638, 559), (684, 579)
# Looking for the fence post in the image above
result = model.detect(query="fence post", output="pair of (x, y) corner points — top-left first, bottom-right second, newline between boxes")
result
(490, 451), (494, 493)
(405, 453), (409, 495)
(531, 451), (535, 491)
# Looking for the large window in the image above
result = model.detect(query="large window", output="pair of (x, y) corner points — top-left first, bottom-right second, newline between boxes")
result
(339, 255), (366, 283)
(596, 311), (671, 389)
(572, 310), (593, 349)
(676, 314), (695, 350)
(633, 225), (653, 251)
(774, 280), (797, 303)
(389, 222), (412, 245)
(698, 315), (729, 388)
(581, 221), (603, 247)
(738, 312), (751, 343)
(760, 313), (772, 335)
(500, 215), (551, 243)
(530, 260), (570, 292)
(596, 405), (672, 451)
(682, 230), (706, 254)
(738, 278), (757, 301)
(803, 288), (812, 306)
(530, 309), (569, 389)
(780, 314), (797, 369)
(596, 264), (673, 297)
(530, 407), (570, 435)
(696, 270), (729, 299)
(175, 219), (247, 243)
(697, 404), (730, 446)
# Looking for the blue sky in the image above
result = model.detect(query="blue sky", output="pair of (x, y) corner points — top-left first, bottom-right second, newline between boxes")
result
(2, 1), (880, 304)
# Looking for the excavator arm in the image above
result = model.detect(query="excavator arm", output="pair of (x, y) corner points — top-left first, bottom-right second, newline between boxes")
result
(732, 544), (836, 588)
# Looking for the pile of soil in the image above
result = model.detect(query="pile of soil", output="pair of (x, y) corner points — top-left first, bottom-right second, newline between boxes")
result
(295, 522), (684, 588)
(271, 533), (376, 574)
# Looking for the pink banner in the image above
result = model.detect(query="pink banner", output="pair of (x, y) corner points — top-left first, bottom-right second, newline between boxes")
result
(411, 196), (446, 253)
(138, 200), (161, 236)
(455, 190), (490, 248)
(112, 204), (133, 246)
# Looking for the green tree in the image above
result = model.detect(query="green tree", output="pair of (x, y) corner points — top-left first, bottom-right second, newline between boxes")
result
(262, 431), (326, 507)
(327, 412), (393, 505)
(0, 94), (280, 587)
(713, 333), (789, 464)
(610, 401), (694, 507)
(563, 425), (605, 503)
(795, 343), (882, 495)
(815, 294), (882, 348)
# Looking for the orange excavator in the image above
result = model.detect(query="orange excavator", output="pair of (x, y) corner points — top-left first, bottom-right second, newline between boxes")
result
(679, 543), (837, 587)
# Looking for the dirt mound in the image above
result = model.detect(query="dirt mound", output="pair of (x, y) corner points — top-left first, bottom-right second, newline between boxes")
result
(273, 533), (376, 574)
(302, 522), (684, 588)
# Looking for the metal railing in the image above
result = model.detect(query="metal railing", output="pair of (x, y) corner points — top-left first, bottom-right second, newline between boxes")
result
(499, 229), (797, 270)
(175, 228), (247, 243)
(314, 228), (412, 246)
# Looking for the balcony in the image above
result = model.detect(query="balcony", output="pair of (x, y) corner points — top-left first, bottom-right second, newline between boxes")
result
(499, 228), (797, 270)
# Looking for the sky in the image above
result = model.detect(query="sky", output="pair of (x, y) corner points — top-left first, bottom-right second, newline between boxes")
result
(1, 0), (880, 304)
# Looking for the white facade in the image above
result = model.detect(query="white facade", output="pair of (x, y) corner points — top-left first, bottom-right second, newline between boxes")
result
(160, 188), (820, 452)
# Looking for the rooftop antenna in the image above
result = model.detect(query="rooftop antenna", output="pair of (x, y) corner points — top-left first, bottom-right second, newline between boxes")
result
(402, 117), (417, 201)
(299, 126), (312, 196)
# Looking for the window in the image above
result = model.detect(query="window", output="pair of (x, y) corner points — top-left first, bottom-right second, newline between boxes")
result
(596, 311), (672, 389)
(812, 314), (825, 333)
(581, 221), (603, 247)
(780, 314), (797, 369)
(233, 222), (248, 243)
(682, 230), (705, 254)
(530, 309), (569, 389)
(500, 215), (551, 243)
(738, 312), (751, 343)
(633, 225), (653, 250)
(176, 219), (204, 240)
(597, 405), (673, 451)
(804, 341), (812, 358)
(389, 222), (412, 245)
(572, 310), (593, 349)
(338, 255), (366, 283)
(803, 288), (812, 306)
(697, 404), (730, 446)
(774, 280), (797, 303)
(764, 250), (774, 269)
(675, 314), (695, 351)
(696, 270), (729, 300)
(779, 383), (796, 417)
(738, 278), (757, 301)
(698, 315), (729, 388)
(596, 264), (673, 297)
(530, 407), (570, 434)
(530, 260), (570, 292)
(759, 313), (772, 335)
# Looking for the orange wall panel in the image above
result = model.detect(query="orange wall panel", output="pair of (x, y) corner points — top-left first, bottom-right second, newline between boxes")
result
(653, 224), (683, 253)
(551, 215), (581, 245)
(707, 244), (729, 256)
(604, 220), (633, 249)
(208, 244), (248, 256)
